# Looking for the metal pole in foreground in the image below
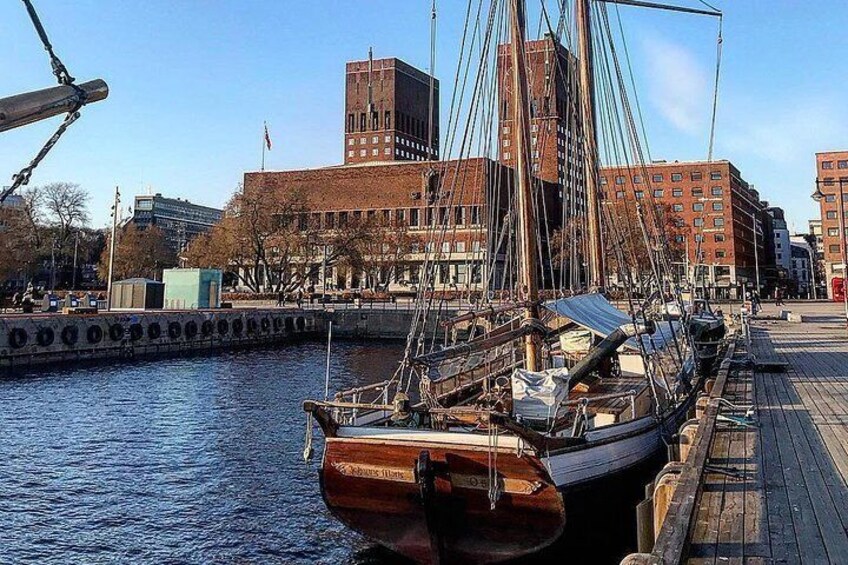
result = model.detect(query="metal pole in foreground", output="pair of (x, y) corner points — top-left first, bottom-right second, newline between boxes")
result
(838, 180), (848, 329)
(72, 231), (79, 290)
(751, 210), (761, 295)
(106, 186), (120, 311)
(812, 178), (848, 330)
(324, 321), (333, 401)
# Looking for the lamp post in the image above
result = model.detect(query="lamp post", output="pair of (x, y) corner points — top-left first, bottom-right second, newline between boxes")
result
(812, 178), (848, 329)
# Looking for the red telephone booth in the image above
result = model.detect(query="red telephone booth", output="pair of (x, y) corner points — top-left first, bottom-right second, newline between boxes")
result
(833, 277), (846, 302)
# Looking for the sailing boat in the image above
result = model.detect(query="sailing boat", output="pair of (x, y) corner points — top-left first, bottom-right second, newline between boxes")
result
(303, 1), (720, 563)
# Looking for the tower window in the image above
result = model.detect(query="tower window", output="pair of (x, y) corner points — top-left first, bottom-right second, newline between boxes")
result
(385, 111), (391, 129)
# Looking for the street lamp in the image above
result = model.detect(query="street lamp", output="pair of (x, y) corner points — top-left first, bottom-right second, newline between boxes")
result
(812, 178), (848, 329)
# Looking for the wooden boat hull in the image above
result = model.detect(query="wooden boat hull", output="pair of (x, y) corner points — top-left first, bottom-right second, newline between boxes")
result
(320, 434), (565, 564)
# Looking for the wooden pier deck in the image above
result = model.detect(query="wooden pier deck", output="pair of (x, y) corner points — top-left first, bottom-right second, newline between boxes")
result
(630, 303), (848, 565)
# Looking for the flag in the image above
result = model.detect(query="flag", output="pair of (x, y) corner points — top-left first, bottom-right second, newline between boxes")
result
(264, 122), (272, 150)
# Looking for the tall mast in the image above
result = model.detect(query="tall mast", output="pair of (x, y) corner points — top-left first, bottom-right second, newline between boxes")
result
(509, 0), (541, 371)
(576, 0), (606, 291)
(427, 0), (436, 160)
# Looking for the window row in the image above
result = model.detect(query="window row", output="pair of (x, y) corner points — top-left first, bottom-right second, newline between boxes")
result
(610, 186), (723, 199)
(602, 170), (722, 185)
(821, 160), (848, 170)
(319, 206), (483, 229)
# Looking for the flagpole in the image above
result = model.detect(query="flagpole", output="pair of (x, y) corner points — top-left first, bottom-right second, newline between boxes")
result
(261, 121), (266, 172)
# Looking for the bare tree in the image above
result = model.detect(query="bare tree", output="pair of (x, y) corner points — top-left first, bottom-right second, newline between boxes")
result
(97, 224), (177, 281)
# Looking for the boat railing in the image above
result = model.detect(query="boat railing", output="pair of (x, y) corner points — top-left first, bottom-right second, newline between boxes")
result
(333, 380), (393, 425)
(564, 389), (638, 420)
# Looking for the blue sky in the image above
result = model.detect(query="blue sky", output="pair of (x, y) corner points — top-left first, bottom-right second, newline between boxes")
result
(2, 1), (846, 230)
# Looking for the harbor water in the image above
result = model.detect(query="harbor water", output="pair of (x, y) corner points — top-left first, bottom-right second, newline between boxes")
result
(1, 342), (642, 564)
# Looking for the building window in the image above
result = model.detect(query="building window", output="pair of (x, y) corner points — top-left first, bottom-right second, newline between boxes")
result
(503, 152), (510, 160)
(455, 241), (466, 253)
(777, 253), (782, 260)
(471, 206), (481, 224)
(839, 160), (848, 169)
(715, 250), (726, 258)
(503, 139), (510, 147)
(710, 171), (722, 180)
(635, 191), (644, 199)
(715, 233), (725, 242)
(827, 211), (837, 219)
(826, 194), (837, 202)
(829, 227), (839, 236)
(615, 175), (625, 185)
(359, 149), (366, 157)
(822, 161), (834, 169)
(711, 186), (722, 196)
(653, 189), (664, 198)
(672, 189), (683, 197)
(360, 137), (366, 144)
(616, 191), (625, 199)
(691, 171), (703, 181)
(672, 203), (684, 212)
(348, 138), (354, 146)
(693, 202), (704, 211)
(455, 207), (465, 225)
(712, 202), (724, 211)
(385, 111), (391, 129)
(347, 150), (354, 157)
(325, 212), (335, 228)
(601, 176), (608, 185)
(692, 187), (703, 196)
(671, 173), (683, 182)
(714, 218), (725, 227)
(652, 174), (663, 182)
(441, 241), (451, 253)
(360, 113), (366, 132)
(409, 208), (419, 227)
(372, 136), (379, 143)
(372, 148), (378, 156)
(694, 218), (704, 227)
(830, 244), (841, 253)
(384, 147), (391, 155)
(633, 175), (643, 184)
(472, 240), (481, 252)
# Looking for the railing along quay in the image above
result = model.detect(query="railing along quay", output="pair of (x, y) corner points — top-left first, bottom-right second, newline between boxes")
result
(622, 333), (740, 564)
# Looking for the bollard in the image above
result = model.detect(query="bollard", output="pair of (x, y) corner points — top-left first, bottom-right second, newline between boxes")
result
(620, 553), (655, 565)
(678, 419), (700, 462)
(653, 461), (683, 538)
(704, 378), (715, 394)
(635, 497), (655, 553)
(695, 393), (710, 419)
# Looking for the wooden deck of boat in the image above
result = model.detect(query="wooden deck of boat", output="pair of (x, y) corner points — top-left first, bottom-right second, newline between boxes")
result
(689, 306), (848, 564)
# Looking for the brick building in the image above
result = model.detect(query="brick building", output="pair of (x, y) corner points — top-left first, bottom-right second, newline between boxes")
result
(497, 34), (584, 216)
(814, 151), (848, 299)
(599, 160), (765, 299)
(344, 53), (439, 165)
(244, 159), (558, 293)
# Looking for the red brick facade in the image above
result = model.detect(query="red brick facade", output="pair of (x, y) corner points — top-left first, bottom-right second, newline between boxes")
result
(245, 159), (558, 292)
(600, 160), (764, 297)
(815, 151), (848, 298)
(344, 56), (439, 165)
(497, 34), (585, 214)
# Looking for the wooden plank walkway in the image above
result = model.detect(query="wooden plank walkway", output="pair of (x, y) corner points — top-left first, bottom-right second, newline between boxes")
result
(686, 310), (848, 564)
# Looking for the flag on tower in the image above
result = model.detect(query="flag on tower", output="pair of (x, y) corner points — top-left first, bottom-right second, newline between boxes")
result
(264, 122), (272, 150)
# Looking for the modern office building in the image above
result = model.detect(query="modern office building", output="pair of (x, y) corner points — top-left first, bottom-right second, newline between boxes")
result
(132, 193), (223, 253)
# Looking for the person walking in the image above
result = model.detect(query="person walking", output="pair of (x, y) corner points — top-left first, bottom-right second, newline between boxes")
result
(774, 287), (784, 307)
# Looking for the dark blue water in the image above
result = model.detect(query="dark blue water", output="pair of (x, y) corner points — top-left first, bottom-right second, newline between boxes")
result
(0, 342), (407, 564)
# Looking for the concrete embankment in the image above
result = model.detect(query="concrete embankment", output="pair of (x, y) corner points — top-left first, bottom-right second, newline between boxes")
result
(0, 306), (450, 372)
(0, 309), (323, 372)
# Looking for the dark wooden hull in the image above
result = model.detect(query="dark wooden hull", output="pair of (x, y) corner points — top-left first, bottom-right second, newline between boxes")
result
(320, 436), (565, 564)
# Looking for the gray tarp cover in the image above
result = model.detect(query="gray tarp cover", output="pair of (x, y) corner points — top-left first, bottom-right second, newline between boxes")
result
(544, 293), (680, 352)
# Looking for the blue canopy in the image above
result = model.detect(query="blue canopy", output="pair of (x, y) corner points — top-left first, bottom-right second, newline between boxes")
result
(544, 294), (680, 352)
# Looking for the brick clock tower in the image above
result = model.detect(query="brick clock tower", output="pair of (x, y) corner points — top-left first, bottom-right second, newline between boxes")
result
(344, 50), (439, 165)
(497, 33), (584, 214)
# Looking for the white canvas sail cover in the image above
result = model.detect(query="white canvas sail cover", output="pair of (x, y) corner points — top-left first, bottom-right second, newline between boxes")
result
(511, 367), (570, 421)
